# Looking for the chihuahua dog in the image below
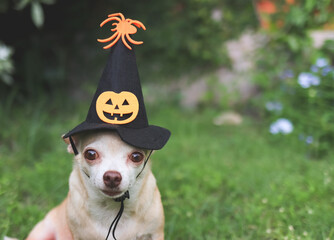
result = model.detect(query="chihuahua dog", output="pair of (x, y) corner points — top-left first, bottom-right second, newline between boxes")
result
(24, 131), (164, 240)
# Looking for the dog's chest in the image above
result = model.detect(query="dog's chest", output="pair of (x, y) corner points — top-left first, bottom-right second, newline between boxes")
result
(69, 210), (150, 240)
(136, 234), (152, 240)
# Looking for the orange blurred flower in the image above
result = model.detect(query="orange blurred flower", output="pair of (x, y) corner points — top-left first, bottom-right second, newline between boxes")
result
(257, 0), (277, 14)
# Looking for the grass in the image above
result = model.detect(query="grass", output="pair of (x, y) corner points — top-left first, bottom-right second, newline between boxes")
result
(1, 97), (334, 240)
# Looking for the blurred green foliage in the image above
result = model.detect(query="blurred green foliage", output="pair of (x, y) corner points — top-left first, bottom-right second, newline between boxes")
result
(263, 0), (333, 31)
(15, 0), (57, 28)
(0, 0), (256, 101)
(252, 0), (334, 158)
(255, 43), (334, 157)
(256, 0), (334, 51)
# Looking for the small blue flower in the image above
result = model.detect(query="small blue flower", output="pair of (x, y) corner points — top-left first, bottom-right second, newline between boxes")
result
(305, 136), (313, 144)
(315, 58), (329, 68)
(299, 134), (315, 144)
(322, 66), (333, 76)
(265, 101), (283, 112)
(298, 72), (320, 88)
(270, 118), (294, 135)
(280, 69), (294, 79)
(310, 65), (318, 73)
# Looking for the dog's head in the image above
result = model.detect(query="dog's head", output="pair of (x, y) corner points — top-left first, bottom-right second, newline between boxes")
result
(64, 131), (150, 199)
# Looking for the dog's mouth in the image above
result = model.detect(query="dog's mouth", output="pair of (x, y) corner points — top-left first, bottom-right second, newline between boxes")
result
(101, 189), (124, 198)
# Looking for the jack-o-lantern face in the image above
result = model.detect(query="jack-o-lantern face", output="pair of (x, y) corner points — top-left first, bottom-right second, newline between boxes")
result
(96, 91), (139, 124)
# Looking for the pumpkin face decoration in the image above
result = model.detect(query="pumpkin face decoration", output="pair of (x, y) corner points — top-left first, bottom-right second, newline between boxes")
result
(96, 91), (139, 124)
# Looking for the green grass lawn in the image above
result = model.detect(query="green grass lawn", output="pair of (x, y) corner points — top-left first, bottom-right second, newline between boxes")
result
(1, 100), (334, 239)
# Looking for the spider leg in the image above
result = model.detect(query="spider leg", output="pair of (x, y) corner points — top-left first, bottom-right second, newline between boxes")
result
(102, 33), (121, 49)
(111, 23), (118, 32)
(100, 17), (121, 27)
(107, 13), (125, 20)
(122, 34), (132, 50)
(130, 20), (146, 30)
(97, 32), (118, 43)
(126, 33), (143, 45)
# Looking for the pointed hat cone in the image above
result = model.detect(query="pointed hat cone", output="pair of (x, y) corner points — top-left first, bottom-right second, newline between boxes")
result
(63, 39), (170, 150)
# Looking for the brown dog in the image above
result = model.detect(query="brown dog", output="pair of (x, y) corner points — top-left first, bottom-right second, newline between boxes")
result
(25, 131), (164, 240)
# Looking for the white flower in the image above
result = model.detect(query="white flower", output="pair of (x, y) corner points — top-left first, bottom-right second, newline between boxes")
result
(265, 101), (283, 112)
(289, 225), (294, 231)
(298, 72), (320, 88)
(270, 118), (294, 135)
(315, 58), (329, 68)
(324, 175), (331, 185)
(0, 45), (11, 60)
(266, 229), (272, 234)
(324, 171), (331, 185)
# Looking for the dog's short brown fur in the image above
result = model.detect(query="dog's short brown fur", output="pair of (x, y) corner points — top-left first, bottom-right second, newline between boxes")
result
(25, 131), (164, 240)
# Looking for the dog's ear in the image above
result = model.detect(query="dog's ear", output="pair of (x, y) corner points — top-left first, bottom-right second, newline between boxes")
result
(62, 134), (75, 154)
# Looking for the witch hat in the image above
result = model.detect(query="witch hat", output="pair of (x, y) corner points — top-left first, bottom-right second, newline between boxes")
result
(63, 13), (170, 150)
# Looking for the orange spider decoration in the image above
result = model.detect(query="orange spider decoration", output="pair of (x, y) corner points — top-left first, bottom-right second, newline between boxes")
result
(97, 13), (146, 50)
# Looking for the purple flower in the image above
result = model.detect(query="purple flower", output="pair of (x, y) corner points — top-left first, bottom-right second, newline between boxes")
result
(298, 72), (320, 88)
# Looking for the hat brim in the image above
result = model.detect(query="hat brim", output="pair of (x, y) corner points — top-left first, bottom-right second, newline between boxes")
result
(63, 121), (171, 150)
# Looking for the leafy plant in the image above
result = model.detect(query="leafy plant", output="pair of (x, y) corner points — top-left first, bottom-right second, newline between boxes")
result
(0, 42), (14, 85)
(252, 0), (334, 158)
(15, 0), (56, 28)
(254, 41), (334, 158)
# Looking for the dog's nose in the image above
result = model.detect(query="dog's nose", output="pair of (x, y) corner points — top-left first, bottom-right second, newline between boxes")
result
(103, 171), (122, 188)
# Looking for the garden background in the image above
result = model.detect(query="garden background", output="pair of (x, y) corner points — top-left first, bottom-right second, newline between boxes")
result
(1, 0), (334, 239)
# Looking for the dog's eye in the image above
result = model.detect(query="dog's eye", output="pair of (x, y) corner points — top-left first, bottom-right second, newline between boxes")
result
(84, 149), (98, 161)
(130, 152), (144, 163)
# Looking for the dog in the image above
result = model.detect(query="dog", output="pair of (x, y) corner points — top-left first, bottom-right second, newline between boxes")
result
(23, 130), (164, 240)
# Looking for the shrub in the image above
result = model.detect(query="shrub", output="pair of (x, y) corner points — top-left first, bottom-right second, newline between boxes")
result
(252, 0), (334, 158)
(254, 40), (334, 158)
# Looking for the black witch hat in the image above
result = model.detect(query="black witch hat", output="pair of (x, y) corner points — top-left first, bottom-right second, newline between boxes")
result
(63, 14), (170, 150)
